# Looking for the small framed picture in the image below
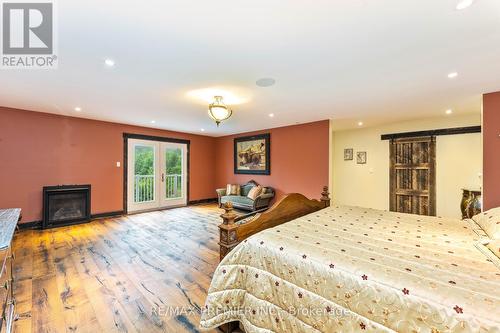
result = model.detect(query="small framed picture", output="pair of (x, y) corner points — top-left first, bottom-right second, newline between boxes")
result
(357, 152), (367, 164)
(344, 148), (353, 161)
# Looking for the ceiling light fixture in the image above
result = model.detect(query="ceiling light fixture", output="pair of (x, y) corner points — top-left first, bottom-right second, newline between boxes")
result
(446, 109), (453, 115)
(456, 0), (474, 10)
(448, 72), (458, 79)
(358, 121), (364, 126)
(74, 107), (82, 112)
(151, 120), (156, 124)
(104, 58), (115, 67)
(269, 113), (275, 117)
(208, 96), (232, 127)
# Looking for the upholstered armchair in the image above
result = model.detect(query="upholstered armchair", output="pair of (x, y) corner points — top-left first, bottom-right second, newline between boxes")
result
(216, 180), (275, 212)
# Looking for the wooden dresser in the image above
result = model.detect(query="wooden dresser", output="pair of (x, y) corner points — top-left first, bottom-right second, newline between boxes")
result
(0, 209), (20, 333)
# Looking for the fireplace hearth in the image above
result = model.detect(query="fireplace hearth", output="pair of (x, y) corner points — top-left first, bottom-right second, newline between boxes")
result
(43, 185), (91, 229)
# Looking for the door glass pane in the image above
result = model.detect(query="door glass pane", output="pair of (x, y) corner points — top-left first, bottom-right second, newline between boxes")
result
(134, 145), (155, 203)
(165, 148), (182, 199)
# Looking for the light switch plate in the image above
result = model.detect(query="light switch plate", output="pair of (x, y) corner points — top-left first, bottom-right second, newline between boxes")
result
(116, 161), (121, 167)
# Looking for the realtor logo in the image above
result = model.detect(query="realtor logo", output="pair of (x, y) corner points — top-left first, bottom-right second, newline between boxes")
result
(1, 1), (57, 68)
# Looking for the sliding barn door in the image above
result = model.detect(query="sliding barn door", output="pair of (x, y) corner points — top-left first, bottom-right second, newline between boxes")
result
(390, 136), (436, 216)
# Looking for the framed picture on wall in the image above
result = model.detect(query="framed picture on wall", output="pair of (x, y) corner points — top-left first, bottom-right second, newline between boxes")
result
(344, 148), (353, 161)
(234, 133), (270, 175)
(357, 151), (367, 164)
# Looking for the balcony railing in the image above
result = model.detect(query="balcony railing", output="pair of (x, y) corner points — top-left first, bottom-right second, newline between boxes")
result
(134, 174), (183, 203)
(165, 174), (183, 199)
(134, 175), (154, 202)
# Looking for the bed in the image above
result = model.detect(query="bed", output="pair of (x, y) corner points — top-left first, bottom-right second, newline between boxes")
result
(200, 188), (500, 332)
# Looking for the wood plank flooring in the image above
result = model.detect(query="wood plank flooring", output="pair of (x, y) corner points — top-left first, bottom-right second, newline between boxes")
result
(12, 204), (224, 333)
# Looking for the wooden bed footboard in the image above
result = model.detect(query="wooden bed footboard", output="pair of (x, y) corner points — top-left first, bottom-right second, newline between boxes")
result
(218, 186), (330, 260)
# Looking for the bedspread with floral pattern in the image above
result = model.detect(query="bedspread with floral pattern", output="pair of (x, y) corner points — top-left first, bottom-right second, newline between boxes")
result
(200, 206), (500, 333)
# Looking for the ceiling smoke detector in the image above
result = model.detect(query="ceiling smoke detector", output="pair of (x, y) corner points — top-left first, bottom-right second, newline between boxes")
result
(256, 78), (276, 87)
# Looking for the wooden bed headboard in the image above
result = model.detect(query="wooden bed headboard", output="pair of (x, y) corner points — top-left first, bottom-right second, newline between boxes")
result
(218, 186), (330, 260)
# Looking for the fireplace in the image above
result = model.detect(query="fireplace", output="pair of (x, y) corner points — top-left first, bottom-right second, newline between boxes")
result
(43, 185), (91, 229)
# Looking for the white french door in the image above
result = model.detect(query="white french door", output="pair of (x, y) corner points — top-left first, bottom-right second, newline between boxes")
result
(127, 139), (188, 213)
(160, 142), (187, 207)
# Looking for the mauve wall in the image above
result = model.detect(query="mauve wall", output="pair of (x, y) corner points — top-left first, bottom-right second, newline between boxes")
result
(0, 107), (216, 224)
(0, 107), (330, 224)
(214, 120), (330, 201)
(483, 92), (500, 210)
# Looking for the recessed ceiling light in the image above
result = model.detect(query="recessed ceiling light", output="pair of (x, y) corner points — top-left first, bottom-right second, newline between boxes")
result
(104, 58), (115, 67)
(456, 0), (474, 10)
(74, 107), (82, 112)
(269, 113), (275, 117)
(256, 78), (276, 87)
(201, 128), (205, 132)
(448, 72), (458, 79)
(446, 109), (453, 115)
(151, 120), (156, 124)
(358, 121), (364, 126)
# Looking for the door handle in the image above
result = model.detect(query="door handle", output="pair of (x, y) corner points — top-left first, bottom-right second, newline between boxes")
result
(161, 173), (165, 182)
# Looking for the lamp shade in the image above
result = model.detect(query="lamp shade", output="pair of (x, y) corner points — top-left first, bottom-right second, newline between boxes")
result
(208, 96), (232, 126)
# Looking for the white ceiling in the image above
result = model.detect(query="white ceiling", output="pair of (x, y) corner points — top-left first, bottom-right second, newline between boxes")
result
(1, 0), (499, 136)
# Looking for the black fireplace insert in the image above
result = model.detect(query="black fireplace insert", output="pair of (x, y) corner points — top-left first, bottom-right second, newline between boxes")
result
(43, 185), (91, 229)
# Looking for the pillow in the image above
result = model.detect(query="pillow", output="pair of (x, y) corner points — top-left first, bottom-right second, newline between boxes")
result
(475, 239), (500, 269)
(226, 184), (240, 196)
(472, 207), (500, 239)
(465, 218), (489, 238)
(247, 185), (263, 200)
(487, 239), (500, 260)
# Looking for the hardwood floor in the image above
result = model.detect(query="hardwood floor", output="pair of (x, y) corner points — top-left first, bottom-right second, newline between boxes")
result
(12, 204), (224, 333)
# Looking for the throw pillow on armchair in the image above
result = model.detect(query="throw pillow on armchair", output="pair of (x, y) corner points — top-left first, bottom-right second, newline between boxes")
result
(226, 184), (241, 196)
(247, 185), (263, 200)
